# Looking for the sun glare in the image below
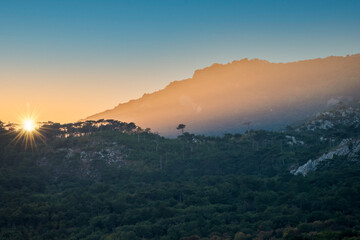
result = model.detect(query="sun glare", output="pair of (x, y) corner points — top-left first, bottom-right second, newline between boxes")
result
(11, 107), (45, 151)
(24, 119), (35, 132)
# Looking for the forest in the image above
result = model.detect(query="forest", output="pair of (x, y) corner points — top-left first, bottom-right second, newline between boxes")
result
(0, 102), (360, 240)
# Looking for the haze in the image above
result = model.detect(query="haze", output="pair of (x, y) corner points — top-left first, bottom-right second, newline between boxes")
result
(86, 55), (360, 135)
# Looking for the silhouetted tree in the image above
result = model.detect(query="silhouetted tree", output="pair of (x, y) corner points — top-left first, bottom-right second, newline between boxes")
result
(135, 127), (143, 143)
(176, 124), (186, 134)
(243, 121), (251, 134)
(126, 122), (137, 133)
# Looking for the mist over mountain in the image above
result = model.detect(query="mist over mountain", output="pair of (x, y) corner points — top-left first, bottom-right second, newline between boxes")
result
(86, 54), (360, 136)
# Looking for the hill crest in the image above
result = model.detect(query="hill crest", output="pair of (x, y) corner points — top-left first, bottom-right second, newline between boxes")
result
(86, 54), (360, 136)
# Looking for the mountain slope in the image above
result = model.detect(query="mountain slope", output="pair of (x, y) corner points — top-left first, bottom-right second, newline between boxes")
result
(1, 102), (360, 240)
(86, 54), (360, 135)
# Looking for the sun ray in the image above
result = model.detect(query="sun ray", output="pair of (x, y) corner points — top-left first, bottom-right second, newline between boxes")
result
(10, 106), (46, 151)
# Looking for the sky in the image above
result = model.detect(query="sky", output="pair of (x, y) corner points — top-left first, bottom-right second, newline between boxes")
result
(1, 0), (360, 123)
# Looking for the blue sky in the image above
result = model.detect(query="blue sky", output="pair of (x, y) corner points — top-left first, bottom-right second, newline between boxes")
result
(0, 0), (360, 122)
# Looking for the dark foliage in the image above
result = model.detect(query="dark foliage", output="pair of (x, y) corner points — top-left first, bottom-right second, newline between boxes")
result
(0, 118), (359, 240)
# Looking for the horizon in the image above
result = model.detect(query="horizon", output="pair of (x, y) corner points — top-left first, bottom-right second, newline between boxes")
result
(1, 0), (360, 124)
(3, 53), (359, 127)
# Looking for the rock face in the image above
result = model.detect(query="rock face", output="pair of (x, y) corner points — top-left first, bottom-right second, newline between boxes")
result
(86, 54), (360, 136)
(297, 101), (360, 132)
(290, 102), (360, 176)
(286, 135), (304, 145)
(291, 139), (360, 176)
(37, 139), (128, 180)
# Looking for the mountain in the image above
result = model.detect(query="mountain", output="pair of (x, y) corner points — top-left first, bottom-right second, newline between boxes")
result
(38, 101), (360, 180)
(86, 54), (360, 136)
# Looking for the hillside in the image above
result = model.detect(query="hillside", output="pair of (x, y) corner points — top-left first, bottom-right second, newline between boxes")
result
(86, 54), (360, 136)
(1, 102), (360, 239)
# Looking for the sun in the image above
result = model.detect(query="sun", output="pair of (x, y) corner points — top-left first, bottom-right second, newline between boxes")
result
(9, 105), (46, 151)
(23, 119), (35, 132)
(11, 114), (45, 150)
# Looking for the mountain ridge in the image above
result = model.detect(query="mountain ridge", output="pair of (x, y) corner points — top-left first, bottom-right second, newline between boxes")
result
(86, 54), (360, 136)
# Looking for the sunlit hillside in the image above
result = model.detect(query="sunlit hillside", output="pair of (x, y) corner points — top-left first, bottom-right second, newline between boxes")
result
(86, 54), (360, 136)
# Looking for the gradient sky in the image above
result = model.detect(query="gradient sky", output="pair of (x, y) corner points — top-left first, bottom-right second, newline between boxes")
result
(1, 0), (360, 123)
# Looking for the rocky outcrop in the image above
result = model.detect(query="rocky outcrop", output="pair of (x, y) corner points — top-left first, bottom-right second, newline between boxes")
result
(37, 139), (128, 180)
(286, 135), (304, 145)
(298, 102), (360, 132)
(291, 138), (360, 176)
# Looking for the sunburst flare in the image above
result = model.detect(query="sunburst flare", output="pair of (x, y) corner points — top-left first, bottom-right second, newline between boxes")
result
(11, 107), (45, 151)
(24, 119), (35, 132)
